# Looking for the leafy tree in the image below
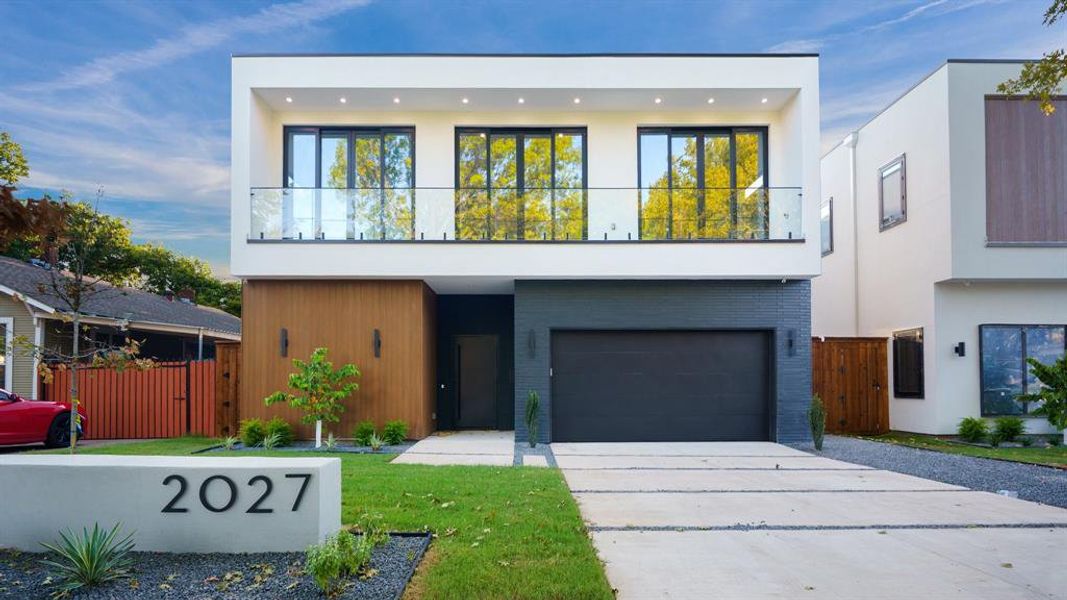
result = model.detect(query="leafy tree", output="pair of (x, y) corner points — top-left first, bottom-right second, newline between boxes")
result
(264, 347), (361, 447)
(1018, 355), (1067, 437)
(0, 131), (29, 186)
(998, 0), (1067, 115)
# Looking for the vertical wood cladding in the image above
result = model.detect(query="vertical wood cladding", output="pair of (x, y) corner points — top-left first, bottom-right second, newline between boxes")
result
(241, 280), (436, 440)
(985, 96), (1067, 243)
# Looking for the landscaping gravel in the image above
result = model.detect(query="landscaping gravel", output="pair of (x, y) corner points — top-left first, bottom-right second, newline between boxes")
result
(203, 440), (415, 455)
(0, 533), (430, 600)
(791, 435), (1067, 509)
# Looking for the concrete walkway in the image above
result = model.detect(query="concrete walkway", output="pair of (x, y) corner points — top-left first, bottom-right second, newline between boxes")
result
(554, 441), (1067, 599)
(392, 431), (514, 465)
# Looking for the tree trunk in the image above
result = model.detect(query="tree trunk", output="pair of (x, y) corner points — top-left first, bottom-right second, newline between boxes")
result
(315, 420), (322, 448)
(69, 314), (79, 454)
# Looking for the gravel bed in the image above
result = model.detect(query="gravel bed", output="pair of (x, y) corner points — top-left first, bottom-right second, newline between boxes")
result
(203, 441), (415, 455)
(0, 533), (430, 600)
(791, 435), (1067, 509)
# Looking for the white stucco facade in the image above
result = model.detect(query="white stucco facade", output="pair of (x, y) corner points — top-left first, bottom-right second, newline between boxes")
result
(813, 61), (1067, 435)
(230, 54), (822, 292)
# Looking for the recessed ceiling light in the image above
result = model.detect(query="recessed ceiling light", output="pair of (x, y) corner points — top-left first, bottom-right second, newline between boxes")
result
(761, 97), (768, 104)
(285, 96), (293, 103)
(393, 97), (400, 104)
(461, 97), (469, 104)
(339, 97), (347, 104)
(707, 97), (715, 104)
(573, 97), (581, 104)
(654, 97), (662, 104)
(479, 132), (486, 138)
(517, 97), (525, 104)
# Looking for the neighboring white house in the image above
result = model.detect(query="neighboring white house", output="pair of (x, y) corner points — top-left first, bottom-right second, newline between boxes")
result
(814, 60), (1067, 435)
(231, 53), (822, 443)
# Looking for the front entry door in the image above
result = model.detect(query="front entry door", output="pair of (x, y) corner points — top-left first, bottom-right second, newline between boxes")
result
(455, 335), (498, 428)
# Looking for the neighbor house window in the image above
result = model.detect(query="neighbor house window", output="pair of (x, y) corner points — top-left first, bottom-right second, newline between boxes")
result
(879, 155), (906, 231)
(980, 324), (1066, 416)
(820, 197), (833, 255)
(638, 127), (768, 240)
(0, 317), (11, 390)
(455, 128), (585, 240)
(282, 126), (414, 240)
(892, 328), (924, 398)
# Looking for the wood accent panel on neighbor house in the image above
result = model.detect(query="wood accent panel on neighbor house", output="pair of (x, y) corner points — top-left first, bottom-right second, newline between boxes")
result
(215, 341), (241, 438)
(812, 337), (889, 435)
(985, 96), (1067, 244)
(241, 280), (437, 440)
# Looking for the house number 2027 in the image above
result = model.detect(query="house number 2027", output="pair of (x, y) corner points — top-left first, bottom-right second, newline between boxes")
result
(161, 473), (312, 514)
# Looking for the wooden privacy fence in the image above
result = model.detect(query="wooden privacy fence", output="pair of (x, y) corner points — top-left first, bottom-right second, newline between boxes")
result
(811, 337), (889, 435)
(39, 361), (217, 439)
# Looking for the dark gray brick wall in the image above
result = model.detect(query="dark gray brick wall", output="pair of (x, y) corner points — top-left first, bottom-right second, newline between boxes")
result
(513, 280), (812, 444)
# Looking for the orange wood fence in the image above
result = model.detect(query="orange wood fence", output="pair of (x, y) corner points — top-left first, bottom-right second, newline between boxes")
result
(40, 361), (217, 439)
(811, 337), (889, 435)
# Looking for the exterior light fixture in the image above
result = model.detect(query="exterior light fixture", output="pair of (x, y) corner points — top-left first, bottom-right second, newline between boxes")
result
(707, 97), (715, 104)
(654, 97), (662, 104)
(953, 342), (966, 357)
(339, 97), (347, 104)
(461, 97), (469, 104)
(393, 97), (400, 104)
(573, 97), (581, 104)
(373, 329), (382, 358)
(285, 96), (293, 103)
(518, 97), (525, 104)
(761, 97), (768, 104)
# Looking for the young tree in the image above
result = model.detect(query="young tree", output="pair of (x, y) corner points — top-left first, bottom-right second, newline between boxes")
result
(1017, 355), (1067, 442)
(0, 131), (29, 186)
(998, 0), (1067, 115)
(264, 347), (361, 447)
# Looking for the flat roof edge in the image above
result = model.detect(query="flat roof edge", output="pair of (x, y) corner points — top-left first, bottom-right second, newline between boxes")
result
(231, 52), (819, 59)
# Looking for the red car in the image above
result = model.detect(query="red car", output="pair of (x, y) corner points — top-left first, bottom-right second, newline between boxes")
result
(0, 388), (86, 447)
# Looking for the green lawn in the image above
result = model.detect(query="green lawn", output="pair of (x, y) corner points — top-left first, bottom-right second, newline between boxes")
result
(858, 431), (1067, 467)
(32, 435), (219, 456)
(54, 438), (613, 600)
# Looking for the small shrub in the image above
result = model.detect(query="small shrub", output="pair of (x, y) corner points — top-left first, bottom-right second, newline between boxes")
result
(354, 512), (389, 546)
(262, 431), (283, 450)
(239, 419), (266, 447)
(957, 417), (989, 443)
(989, 432), (1003, 448)
(222, 436), (239, 451)
(368, 433), (384, 452)
(323, 432), (338, 451)
(264, 417), (295, 447)
(1049, 436), (1062, 447)
(305, 531), (373, 596)
(353, 421), (376, 446)
(382, 420), (408, 446)
(809, 394), (826, 451)
(993, 416), (1026, 442)
(525, 390), (540, 448)
(1020, 437), (1033, 447)
(40, 523), (135, 597)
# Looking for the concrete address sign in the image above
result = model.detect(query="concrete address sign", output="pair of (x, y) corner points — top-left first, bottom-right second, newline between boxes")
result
(0, 455), (341, 553)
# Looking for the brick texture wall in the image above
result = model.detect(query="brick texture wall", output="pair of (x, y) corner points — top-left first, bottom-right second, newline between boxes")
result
(513, 280), (812, 443)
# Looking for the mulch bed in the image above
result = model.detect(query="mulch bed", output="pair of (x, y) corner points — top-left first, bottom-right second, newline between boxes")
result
(0, 533), (430, 599)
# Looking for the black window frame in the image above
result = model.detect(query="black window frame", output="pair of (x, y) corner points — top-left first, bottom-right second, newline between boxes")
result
(979, 323), (1067, 416)
(820, 196), (834, 256)
(453, 126), (589, 240)
(892, 328), (925, 399)
(878, 154), (907, 231)
(636, 126), (770, 240)
(282, 125), (416, 190)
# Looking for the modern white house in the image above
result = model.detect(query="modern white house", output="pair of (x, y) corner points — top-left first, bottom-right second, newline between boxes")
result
(814, 60), (1067, 435)
(230, 53), (821, 443)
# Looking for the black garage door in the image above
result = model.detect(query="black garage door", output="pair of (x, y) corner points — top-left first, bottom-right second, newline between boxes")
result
(550, 330), (771, 442)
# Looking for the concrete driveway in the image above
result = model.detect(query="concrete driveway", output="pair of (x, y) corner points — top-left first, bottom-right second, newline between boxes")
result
(553, 442), (1067, 599)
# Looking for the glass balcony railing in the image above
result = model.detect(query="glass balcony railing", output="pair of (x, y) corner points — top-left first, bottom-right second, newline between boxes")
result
(249, 187), (803, 242)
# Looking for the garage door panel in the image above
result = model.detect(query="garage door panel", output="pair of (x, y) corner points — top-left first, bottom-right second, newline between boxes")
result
(551, 331), (770, 442)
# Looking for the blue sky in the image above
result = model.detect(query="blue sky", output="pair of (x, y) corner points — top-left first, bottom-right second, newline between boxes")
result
(0, 0), (1062, 276)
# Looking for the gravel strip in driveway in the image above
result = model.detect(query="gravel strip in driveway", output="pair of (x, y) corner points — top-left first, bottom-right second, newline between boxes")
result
(0, 533), (429, 600)
(792, 435), (1067, 509)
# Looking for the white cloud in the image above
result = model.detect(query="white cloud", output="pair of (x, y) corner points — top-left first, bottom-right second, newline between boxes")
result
(18, 0), (372, 92)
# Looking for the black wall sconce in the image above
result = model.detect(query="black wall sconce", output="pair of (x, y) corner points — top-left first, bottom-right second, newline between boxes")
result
(373, 329), (382, 358)
(279, 328), (288, 357)
(527, 329), (536, 358)
(787, 329), (797, 357)
(953, 341), (966, 357)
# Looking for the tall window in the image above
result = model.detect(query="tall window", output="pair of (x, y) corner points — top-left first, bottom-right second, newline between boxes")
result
(980, 325), (1066, 416)
(892, 328), (924, 398)
(455, 128), (585, 240)
(283, 127), (414, 240)
(638, 127), (767, 240)
(879, 154), (906, 231)
(820, 197), (833, 256)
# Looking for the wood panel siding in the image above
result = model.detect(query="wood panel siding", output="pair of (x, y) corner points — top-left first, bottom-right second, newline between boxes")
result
(215, 341), (241, 437)
(812, 337), (889, 435)
(240, 280), (437, 440)
(985, 96), (1067, 244)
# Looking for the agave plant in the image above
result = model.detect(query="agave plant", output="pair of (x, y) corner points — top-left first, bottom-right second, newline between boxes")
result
(222, 435), (240, 450)
(323, 432), (338, 451)
(262, 431), (283, 450)
(368, 432), (384, 452)
(39, 523), (135, 597)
